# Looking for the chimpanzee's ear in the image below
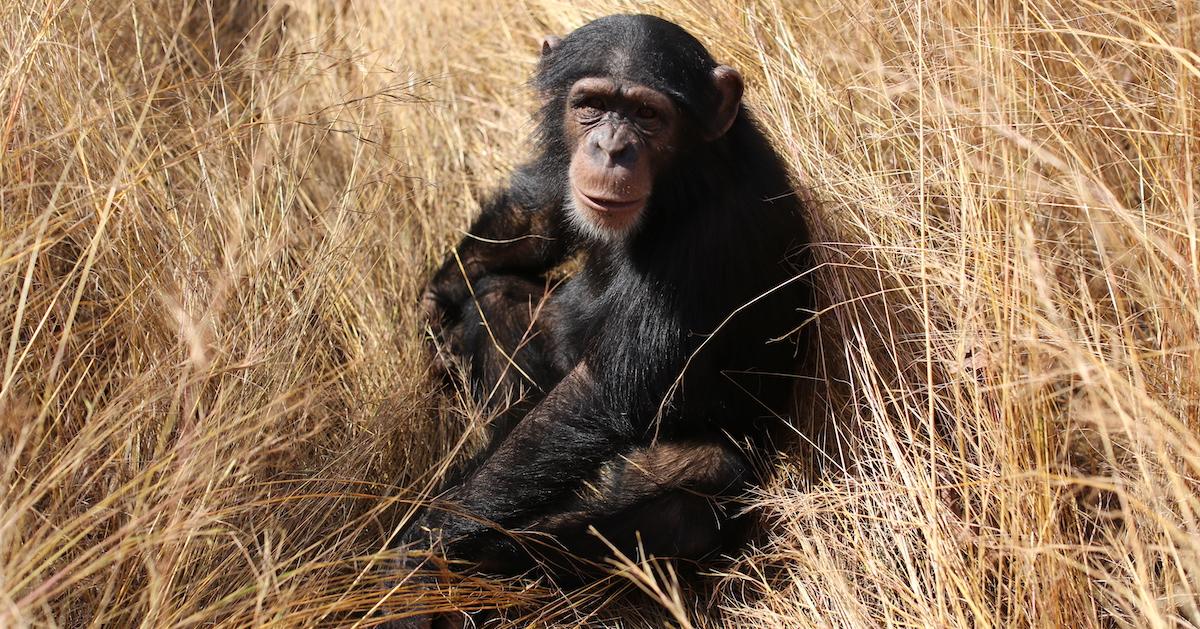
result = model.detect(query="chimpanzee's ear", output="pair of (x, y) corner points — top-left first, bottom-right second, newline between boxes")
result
(706, 65), (744, 141)
(541, 35), (562, 57)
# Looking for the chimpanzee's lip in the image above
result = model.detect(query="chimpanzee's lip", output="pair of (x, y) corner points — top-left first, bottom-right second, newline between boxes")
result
(575, 189), (646, 215)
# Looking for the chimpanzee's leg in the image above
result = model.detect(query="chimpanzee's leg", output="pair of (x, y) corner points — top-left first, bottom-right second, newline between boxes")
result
(469, 440), (754, 577)
(434, 274), (565, 448)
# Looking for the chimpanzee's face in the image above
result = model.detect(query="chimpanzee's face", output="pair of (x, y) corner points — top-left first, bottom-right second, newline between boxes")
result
(562, 77), (681, 241)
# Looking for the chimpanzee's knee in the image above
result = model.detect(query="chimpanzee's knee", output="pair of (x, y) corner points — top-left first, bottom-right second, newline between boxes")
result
(588, 442), (753, 561)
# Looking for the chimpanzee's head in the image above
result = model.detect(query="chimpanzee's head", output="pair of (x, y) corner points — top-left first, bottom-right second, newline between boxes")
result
(536, 15), (743, 241)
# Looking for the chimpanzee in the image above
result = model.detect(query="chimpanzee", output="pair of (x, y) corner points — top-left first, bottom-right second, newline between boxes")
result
(406, 14), (810, 578)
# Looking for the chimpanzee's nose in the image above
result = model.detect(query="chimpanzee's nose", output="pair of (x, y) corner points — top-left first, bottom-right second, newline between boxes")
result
(593, 125), (637, 166)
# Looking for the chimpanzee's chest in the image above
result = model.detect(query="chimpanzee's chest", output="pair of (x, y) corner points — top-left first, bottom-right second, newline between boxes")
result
(546, 266), (697, 370)
(545, 271), (610, 365)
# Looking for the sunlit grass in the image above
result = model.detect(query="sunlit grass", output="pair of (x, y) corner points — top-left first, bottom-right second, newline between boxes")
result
(1, 0), (1197, 626)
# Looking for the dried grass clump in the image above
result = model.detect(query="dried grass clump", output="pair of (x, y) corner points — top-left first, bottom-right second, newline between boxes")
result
(2, 0), (1197, 627)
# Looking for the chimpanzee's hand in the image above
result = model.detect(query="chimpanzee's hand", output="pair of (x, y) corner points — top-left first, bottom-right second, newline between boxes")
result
(420, 259), (475, 379)
(419, 285), (457, 337)
(424, 250), (474, 323)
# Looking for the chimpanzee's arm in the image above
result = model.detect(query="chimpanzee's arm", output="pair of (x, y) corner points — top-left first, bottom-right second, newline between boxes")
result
(422, 188), (572, 332)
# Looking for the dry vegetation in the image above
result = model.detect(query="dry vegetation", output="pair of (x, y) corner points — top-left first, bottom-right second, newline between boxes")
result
(2, 0), (1199, 626)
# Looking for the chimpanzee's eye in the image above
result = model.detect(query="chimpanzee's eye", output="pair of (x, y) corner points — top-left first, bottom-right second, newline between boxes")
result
(635, 106), (657, 120)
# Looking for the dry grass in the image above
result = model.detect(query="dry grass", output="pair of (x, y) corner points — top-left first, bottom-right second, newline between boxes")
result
(2, 0), (1198, 626)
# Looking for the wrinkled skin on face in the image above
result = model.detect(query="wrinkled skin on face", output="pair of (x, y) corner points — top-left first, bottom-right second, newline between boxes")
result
(564, 77), (678, 236)
(550, 36), (745, 241)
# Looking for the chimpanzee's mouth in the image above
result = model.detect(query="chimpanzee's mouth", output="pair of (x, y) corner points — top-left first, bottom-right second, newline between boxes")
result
(575, 188), (646, 216)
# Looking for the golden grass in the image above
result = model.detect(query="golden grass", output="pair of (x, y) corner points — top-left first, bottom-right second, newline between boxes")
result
(2, 0), (1198, 626)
